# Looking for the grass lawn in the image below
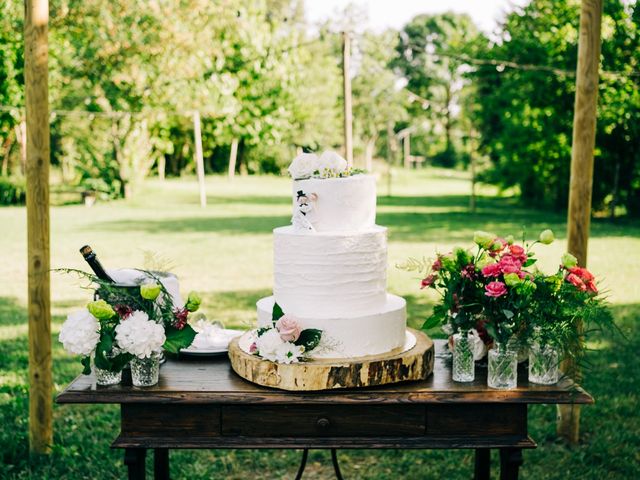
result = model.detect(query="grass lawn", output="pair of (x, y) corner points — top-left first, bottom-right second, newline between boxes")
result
(0, 167), (638, 479)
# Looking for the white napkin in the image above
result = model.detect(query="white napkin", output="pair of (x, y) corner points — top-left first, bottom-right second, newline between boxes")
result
(191, 319), (242, 350)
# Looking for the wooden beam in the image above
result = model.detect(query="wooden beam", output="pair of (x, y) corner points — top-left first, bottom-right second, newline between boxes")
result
(192, 111), (206, 207)
(25, 0), (52, 454)
(559, 0), (603, 444)
(342, 31), (353, 167)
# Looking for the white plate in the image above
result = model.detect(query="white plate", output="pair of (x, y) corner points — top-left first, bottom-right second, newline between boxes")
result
(180, 329), (245, 355)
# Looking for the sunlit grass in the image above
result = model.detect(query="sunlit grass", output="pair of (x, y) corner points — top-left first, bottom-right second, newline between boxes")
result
(0, 168), (638, 479)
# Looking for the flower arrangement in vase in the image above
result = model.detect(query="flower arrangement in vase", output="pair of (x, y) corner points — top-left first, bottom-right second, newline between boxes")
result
(401, 228), (613, 389)
(525, 253), (613, 384)
(58, 269), (200, 385)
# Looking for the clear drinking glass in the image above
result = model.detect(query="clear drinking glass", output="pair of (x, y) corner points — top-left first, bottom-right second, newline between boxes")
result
(528, 343), (560, 385)
(91, 354), (122, 386)
(452, 332), (475, 382)
(130, 352), (161, 387)
(488, 342), (518, 389)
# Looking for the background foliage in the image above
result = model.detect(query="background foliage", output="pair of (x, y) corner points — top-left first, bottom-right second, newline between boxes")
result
(0, 0), (638, 214)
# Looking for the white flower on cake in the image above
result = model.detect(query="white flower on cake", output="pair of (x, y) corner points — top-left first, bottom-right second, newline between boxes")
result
(115, 310), (166, 358)
(317, 150), (347, 176)
(59, 309), (101, 356)
(275, 342), (305, 364)
(255, 328), (285, 362)
(252, 302), (323, 363)
(288, 152), (319, 180)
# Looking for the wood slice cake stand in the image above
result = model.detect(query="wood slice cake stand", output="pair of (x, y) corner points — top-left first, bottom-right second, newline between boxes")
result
(228, 328), (434, 391)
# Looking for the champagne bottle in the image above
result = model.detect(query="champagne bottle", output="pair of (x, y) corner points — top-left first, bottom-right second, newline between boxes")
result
(79, 245), (116, 283)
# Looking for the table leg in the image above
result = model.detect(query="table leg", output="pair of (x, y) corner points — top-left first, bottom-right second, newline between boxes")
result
(474, 448), (491, 480)
(124, 448), (147, 480)
(154, 448), (170, 480)
(499, 448), (523, 480)
(331, 449), (344, 480)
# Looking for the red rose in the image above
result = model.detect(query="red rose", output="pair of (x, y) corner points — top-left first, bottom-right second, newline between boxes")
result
(569, 267), (595, 282)
(421, 274), (437, 289)
(485, 281), (508, 298)
(481, 263), (501, 277)
(566, 273), (587, 291)
(432, 258), (443, 271)
(499, 255), (522, 274)
(508, 244), (528, 263)
(586, 280), (598, 294)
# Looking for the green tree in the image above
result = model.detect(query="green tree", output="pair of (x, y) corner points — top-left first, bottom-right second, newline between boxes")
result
(394, 12), (483, 167)
(352, 30), (407, 170)
(471, 0), (640, 215)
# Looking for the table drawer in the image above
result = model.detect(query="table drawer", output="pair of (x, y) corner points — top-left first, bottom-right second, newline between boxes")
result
(121, 404), (221, 438)
(221, 405), (425, 437)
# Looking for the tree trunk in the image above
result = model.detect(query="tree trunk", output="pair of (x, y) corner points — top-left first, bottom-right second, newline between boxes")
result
(364, 136), (377, 172)
(228, 138), (239, 179)
(1, 129), (14, 176)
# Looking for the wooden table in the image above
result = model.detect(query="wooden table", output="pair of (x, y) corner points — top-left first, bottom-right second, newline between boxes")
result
(56, 341), (592, 480)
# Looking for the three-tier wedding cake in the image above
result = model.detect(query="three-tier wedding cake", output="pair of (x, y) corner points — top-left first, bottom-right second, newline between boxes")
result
(255, 151), (407, 360)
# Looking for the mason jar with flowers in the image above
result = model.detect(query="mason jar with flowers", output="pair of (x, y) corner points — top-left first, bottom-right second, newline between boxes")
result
(525, 253), (612, 385)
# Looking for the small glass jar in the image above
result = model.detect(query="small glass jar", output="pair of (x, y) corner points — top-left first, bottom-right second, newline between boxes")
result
(452, 332), (475, 382)
(130, 352), (161, 387)
(488, 341), (518, 389)
(91, 353), (122, 386)
(528, 343), (560, 385)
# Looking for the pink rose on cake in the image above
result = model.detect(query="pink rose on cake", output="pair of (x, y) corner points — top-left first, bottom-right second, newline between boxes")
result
(276, 314), (302, 342)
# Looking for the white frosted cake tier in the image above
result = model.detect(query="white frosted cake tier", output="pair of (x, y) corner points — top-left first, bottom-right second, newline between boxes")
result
(273, 225), (387, 318)
(292, 174), (376, 232)
(257, 294), (406, 359)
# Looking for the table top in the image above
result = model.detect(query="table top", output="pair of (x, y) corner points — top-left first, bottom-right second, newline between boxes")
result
(57, 341), (592, 405)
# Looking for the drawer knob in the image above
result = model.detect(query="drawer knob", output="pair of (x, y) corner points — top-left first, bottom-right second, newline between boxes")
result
(316, 417), (331, 429)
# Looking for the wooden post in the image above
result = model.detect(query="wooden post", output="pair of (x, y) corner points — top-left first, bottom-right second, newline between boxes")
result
(192, 111), (206, 207)
(558, 0), (603, 444)
(228, 138), (239, 179)
(403, 133), (411, 168)
(342, 31), (353, 167)
(25, 0), (52, 455)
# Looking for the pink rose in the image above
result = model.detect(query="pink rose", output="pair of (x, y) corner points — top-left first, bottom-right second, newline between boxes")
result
(431, 258), (443, 271)
(499, 255), (522, 274)
(508, 245), (527, 263)
(485, 281), (508, 298)
(585, 280), (598, 294)
(421, 274), (437, 289)
(481, 263), (501, 278)
(275, 314), (302, 342)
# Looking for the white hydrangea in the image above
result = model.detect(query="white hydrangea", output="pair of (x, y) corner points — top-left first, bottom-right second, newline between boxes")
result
(317, 150), (347, 175)
(59, 309), (101, 356)
(255, 328), (286, 362)
(275, 342), (304, 364)
(288, 153), (319, 180)
(115, 310), (166, 359)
